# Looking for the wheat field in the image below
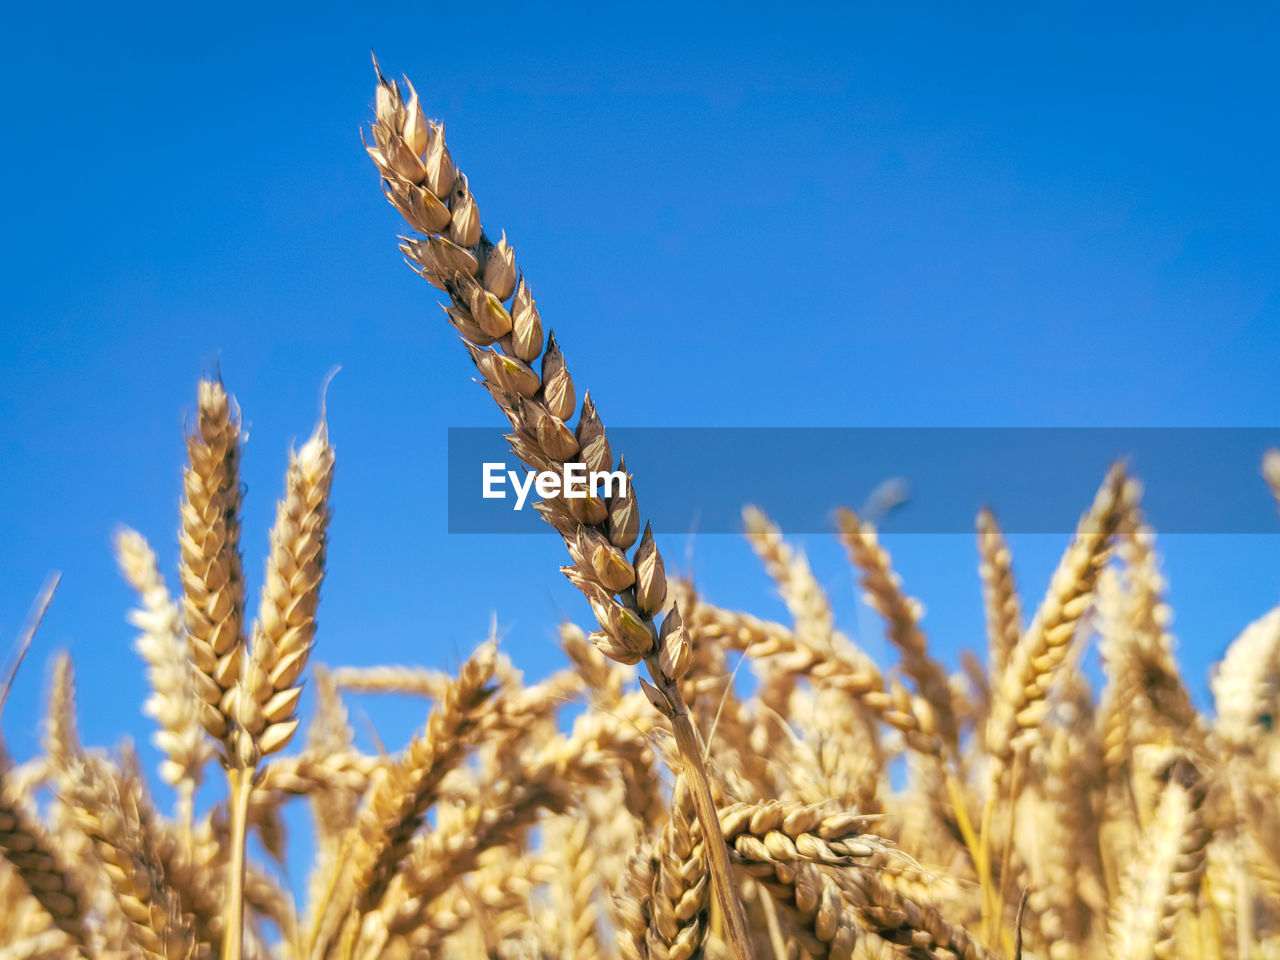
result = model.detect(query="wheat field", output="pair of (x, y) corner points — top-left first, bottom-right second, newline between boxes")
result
(2, 61), (1279, 960)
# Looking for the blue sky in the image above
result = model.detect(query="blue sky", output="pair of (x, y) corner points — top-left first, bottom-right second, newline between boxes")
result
(2, 0), (1279, 838)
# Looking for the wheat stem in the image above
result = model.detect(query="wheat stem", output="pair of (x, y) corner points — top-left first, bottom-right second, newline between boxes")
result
(222, 765), (252, 960)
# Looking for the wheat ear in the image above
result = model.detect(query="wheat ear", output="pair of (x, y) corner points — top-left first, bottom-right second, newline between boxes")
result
(970, 465), (1124, 947)
(986, 464), (1125, 765)
(365, 60), (752, 959)
(42, 653), (81, 773)
(686, 593), (942, 756)
(235, 414), (335, 766)
(549, 814), (605, 960)
(744, 506), (888, 798)
(180, 378), (246, 757)
(116, 527), (213, 832)
(615, 839), (658, 960)
(217, 409), (334, 960)
(743, 506), (840, 660)
(646, 780), (709, 960)
(0, 761), (90, 952)
(721, 801), (894, 958)
(976, 507), (1022, 681)
(329, 665), (452, 698)
(834, 867), (1000, 960)
(309, 639), (498, 955)
(1113, 483), (1203, 753)
(57, 752), (194, 960)
(1108, 755), (1210, 960)
(837, 508), (959, 753)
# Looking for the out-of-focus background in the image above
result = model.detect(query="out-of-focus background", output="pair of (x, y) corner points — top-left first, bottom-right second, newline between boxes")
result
(2, 0), (1278, 851)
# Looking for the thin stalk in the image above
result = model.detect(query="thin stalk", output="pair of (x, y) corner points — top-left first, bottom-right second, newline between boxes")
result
(945, 764), (1002, 953)
(976, 777), (998, 943)
(339, 911), (359, 960)
(656, 666), (755, 960)
(757, 882), (789, 960)
(995, 749), (1026, 959)
(944, 770), (982, 872)
(1200, 874), (1222, 960)
(222, 766), (252, 960)
(1234, 838), (1252, 960)
(1228, 767), (1254, 959)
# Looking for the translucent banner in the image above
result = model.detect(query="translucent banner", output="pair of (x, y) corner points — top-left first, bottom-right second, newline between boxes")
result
(447, 427), (1280, 534)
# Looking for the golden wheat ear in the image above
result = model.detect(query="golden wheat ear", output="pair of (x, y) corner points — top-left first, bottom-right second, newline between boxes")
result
(235, 413), (335, 769)
(976, 507), (1022, 682)
(365, 59), (754, 958)
(986, 463), (1126, 767)
(63, 755), (196, 960)
(0, 765), (91, 953)
(304, 640), (500, 956)
(644, 779), (708, 960)
(1107, 754), (1210, 960)
(116, 526), (213, 828)
(179, 377), (246, 759)
(838, 507), (959, 753)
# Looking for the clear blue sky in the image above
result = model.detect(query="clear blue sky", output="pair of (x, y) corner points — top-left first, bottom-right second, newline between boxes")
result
(2, 0), (1279, 820)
